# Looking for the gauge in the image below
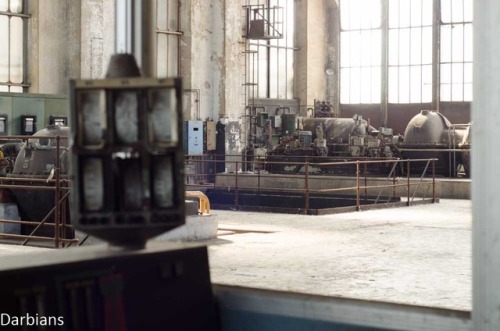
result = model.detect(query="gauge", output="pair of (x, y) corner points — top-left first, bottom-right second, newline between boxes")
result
(82, 158), (104, 211)
(114, 91), (139, 144)
(150, 89), (178, 145)
(81, 91), (105, 146)
(153, 157), (173, 208)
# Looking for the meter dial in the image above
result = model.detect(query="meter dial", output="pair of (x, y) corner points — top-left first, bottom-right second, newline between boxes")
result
(150, 89), (177, 145)
(82, 158), (104, 211)
(114, 91), (139, 144)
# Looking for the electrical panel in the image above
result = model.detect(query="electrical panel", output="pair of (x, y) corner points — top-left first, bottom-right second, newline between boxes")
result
(49, 115), (68, 126)
(20, 115), (36, 135)
(0, 114), (7, 135)
(183, 121), (204, 155)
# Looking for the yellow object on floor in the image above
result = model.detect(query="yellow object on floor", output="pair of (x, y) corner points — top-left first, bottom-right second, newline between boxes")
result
(186, 191), (211, 215)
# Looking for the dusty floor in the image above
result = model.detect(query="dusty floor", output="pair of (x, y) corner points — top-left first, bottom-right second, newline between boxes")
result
(0, 199), (471, 311)
(207, 199), (471, 311)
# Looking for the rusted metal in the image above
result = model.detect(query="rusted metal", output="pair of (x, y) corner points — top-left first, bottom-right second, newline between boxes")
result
(356, 161), (360, 211)
(305, 162), (309, 212)
(54, 135), (61, 248)
(407, 159), (411, 206)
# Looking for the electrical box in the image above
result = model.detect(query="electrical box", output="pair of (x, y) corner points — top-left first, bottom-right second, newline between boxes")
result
(270, 115), (281, 128)
(205, 121), (216, 151)
(20, 115), (36, 135)
(49, 115), (68, 126)
(184, 121), (204, 155)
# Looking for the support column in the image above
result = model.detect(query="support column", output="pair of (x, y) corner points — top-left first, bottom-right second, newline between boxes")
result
(472, 1), (500, 330)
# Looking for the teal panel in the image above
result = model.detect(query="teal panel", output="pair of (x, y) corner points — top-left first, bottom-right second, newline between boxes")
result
(220, 309), (395, 331)
(44, 97), (69, 126)
(12, 95), (45, 135)
(0, 96), (13, 134)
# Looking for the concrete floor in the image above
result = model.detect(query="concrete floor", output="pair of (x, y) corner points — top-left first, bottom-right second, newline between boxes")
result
(207, 199), (471, 311)
(0, 199), (471, 311)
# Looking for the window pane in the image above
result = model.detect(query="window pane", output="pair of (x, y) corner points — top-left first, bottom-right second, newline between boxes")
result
(388, 67), (399, 103)
(464, 63), (473, 83)
(451, 24), (464, 62)
(389, 30), (399, 65)
(0, 86), (7, 92)
(286, 50), (293, 99)
(157, 0), (167, 30)
(389, 0), (399, 28)
(10, 85), (22, 93)
(452, 0), (464, 22)
(410, 66), (421, 103)
(0, 0), (8, 12)
(399, 66), (410, 103)
(269, 47), (278, 99)
(422, 64), (432, 102)
(0, 16), (8, 82)
(399, 28), (410, 65)
(9, 0), (22, 13)
(399, 0), (411, 28)
(452, 83), (463, 101)
(410, 0), (422, 27)
(168, 0), (178, 31)
(10, 16), (23, 84)
(441, 84), (451, 101)
(410, 28), (422, 65)
(440, 25), (451, 63)
(464, 83), (472, 101)
(464, 24), (473, 62)
(422, 0), (432, 25)
(341, 68), (351, 103)
(360, 67), (371, 103)
(257, 46), (267, 98)
(156, 34), (168, 77)
(452, 63), (464, 84)
(441, 63), (451, 84)
(441, 0), (451, 23)
(422, 26), (432, 64)
(463, 0), (473, 22)
(340, 0), (351, 30)
(167, 35), (178, 76)
(371, 67), (381, 103)
(350, 67), (361, 103)
(340, 32), (351, 67)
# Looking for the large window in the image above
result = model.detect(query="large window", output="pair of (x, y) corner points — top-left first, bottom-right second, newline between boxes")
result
(244, 0), (294, 99)
(155, 0), (180, 77)
(340, 0), (381, 104)
(388, 0), (433, 103)
(0, 0), (28, 93)
(440, 0), (473, 101)
(340, 0), (473, 104)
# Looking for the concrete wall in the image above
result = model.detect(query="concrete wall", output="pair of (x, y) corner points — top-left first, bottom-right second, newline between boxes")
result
(27, 0), (115, 95)
(295, 0), (340, 116)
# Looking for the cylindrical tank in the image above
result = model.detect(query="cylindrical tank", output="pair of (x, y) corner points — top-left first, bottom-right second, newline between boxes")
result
(302, 117), (370, 142)
(400, 110), (466, 177)
(7, 125), (71, 237)
(281, 114), (296, 135)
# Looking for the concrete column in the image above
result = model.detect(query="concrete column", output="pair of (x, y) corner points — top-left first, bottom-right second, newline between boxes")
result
(294, 0), (339, 116)
(472, 1), (500, 330)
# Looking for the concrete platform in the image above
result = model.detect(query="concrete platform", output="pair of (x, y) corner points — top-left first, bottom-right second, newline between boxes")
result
(214, 173), (470, 199)
(207, 199), (471, 311)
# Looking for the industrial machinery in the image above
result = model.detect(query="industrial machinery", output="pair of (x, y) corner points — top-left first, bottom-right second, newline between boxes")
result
(6, 124), (70, 236)
(242, 105), (470, 177)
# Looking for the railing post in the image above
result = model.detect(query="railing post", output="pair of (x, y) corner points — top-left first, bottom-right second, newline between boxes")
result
(364, 162), (367, 200)
(432, 159), (436, 203)
(235, 161), (239, 209)
(393, 161), (396, 198)
(407, 159), (411, 207)
(305, 162), (309, 213)
(54, 135), (60, 248)
(356, 161), (360, 211)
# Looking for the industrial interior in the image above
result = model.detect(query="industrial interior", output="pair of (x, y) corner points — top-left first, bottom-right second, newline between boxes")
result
(0, 0), (498, 330)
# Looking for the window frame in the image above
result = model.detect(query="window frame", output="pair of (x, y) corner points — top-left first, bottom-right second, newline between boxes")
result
(0, 0), (30, 93)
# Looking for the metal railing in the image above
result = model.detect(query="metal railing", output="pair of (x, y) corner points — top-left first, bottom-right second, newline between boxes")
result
(184, 154), (437, 214)
(0, 135), (80, 248)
